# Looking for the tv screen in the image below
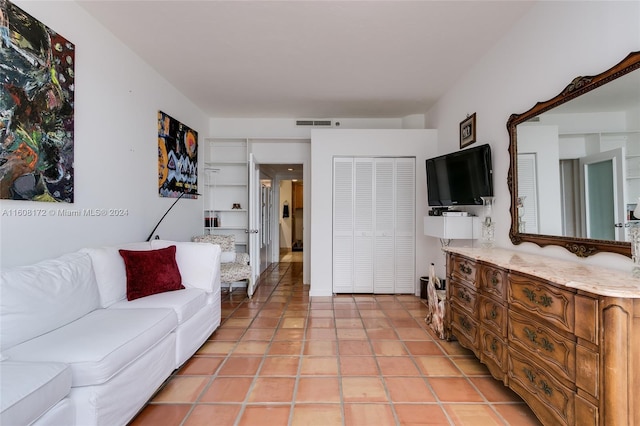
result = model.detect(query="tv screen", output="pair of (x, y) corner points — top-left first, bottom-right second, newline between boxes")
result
(426, 144), (493, 206)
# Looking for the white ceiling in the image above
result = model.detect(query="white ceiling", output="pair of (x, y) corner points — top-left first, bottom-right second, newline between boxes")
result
(78, 0), (536, 119)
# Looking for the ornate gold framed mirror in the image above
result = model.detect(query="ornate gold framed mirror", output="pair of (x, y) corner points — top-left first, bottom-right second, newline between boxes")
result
(507, 51), (640, 258)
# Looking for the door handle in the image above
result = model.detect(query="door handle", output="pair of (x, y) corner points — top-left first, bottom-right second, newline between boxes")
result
(245, 229), (259, 234)
(614, 223), (633, 228)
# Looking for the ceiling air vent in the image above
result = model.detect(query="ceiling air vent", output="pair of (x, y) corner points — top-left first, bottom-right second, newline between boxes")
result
(296, 119), (333, 127)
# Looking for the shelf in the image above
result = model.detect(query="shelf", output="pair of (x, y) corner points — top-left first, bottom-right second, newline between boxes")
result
(205, 209), (247, 213)
(205, 161), (247, 165)
(205, 226), (247, 231)
(205, 183), (247, 187)
(559, 130), (640, 137)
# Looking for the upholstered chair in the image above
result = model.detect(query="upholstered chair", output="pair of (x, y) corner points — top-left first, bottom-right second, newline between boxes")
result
(192, 234), (251, 298)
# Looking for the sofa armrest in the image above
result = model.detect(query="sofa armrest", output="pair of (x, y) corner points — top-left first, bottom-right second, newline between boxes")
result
(151, 240), (221, 293)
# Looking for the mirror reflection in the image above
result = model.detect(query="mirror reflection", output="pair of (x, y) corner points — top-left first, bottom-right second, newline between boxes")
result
(508, 51), (640, 257)
(516, 68), (640, 243)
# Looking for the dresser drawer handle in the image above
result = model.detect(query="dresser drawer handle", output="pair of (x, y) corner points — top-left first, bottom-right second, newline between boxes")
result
(490, 338), (498, 353)
(491, 273), (499, 286)
(523, 288), (553, 307)
(524, 367), (536, 383)
(540, 337), (554, 352)
(489, 308), (497, 320)
(457, 289), (472, 303)
(524, 327), (537, 344)
(460, 316), (472, 331)
(523, 327), (556, 353)
(523, 368), (554, 397)
(459, 264), (472, 275)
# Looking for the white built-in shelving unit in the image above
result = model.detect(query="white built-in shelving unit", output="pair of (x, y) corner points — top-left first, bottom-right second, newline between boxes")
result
(203, 138), (249, 252)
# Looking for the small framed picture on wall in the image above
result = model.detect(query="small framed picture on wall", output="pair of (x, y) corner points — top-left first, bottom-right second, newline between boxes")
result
(460, 113), (476, 148)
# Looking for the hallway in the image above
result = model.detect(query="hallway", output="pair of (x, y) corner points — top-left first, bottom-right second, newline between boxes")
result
(130, 262), (541, 425)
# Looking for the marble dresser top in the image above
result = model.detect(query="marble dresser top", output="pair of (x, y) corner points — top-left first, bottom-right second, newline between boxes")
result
(444, 247), (640, 298)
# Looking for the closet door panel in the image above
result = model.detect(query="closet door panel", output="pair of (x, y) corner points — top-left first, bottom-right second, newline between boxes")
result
(354, 159), (374, 293)
(374, 158), (395, 293)
(333, 158), (354, 293)
(394, 158), (416, 293)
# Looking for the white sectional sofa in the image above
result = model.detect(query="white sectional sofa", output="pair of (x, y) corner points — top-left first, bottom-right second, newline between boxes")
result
(0, 240), (221, 426)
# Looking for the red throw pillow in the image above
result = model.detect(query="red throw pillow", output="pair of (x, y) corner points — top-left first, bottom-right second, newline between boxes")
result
(119, 245), (184, 301)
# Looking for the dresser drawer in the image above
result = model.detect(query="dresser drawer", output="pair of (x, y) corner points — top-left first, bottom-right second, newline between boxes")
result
(449, 255), (478, 288)
(480, 326), (507, 378)
(575, 394), (598, 426)
(508, 350), (574, 426)
(479, 264), (507, 301)
(575, 344), (599, 399)
(479, 295), (507, 337)
(509, 310), (576, 385)
(450, 306), (479, 354)
(450, 280), (478, 316)
(508, 273), (575, 334)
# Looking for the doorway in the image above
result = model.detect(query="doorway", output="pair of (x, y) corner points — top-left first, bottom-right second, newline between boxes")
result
(579, 148), (625, 241)
(256, 163), (304, 265)
(279, 179), (304, 262)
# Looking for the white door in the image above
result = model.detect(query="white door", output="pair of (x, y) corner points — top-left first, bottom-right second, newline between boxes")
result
(333, 158), (354, 293)
(374, 158), (395, 293)
(393, 158), (415, 293)
(353, 158), (374, 293)
(580, 148), (625, 241)
(247, 153), (260, 297)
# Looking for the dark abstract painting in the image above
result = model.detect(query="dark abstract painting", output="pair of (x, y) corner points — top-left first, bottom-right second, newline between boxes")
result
(0, 0), (75, 202)
(157, 111), (198, 198)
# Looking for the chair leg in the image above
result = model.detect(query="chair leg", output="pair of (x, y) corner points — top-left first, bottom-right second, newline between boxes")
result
(229, 282), (233, 300)
(247, 278), (252, 299)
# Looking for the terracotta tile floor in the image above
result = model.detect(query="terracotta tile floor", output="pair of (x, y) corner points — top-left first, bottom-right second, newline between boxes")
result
(130, 262), (542, 426)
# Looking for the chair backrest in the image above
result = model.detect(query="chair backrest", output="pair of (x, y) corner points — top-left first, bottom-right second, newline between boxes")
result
(192, 234), (235, 252)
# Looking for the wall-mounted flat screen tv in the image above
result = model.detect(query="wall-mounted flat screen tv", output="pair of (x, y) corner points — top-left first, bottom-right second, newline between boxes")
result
(426, 144), (493, 206)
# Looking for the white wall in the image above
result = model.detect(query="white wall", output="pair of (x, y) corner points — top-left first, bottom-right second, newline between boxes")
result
(310, 129), (438, 297)
(1, 1), (208, 267)
(425, 1), (640, 274)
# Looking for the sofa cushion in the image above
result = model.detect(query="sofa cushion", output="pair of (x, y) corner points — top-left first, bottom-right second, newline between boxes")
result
(119, 245), (184, 301)
(0, 251), (100, 351)
(109, 288), (206, 324)
(151, 240), (220, 293)
(0, 361), (72, 426)
(82, 242), (152, 307)
(3, 308), (177, 387)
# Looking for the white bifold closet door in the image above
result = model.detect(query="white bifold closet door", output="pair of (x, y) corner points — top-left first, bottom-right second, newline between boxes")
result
(332, 158), (355, 293)
(332, 157), (415, 294)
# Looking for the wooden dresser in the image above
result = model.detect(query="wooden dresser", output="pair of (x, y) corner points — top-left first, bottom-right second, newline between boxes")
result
(444, 247), (639, 426)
